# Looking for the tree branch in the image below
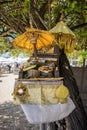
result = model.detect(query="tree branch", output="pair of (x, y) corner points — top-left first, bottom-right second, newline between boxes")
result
(35, 10), (48, 30)
(71, 23), (87, 30)
(0, 0), (24, 4)
(0, 29), (15, 37)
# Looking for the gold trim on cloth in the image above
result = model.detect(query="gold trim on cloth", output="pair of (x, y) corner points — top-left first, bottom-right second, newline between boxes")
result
(12, 79), (69, 104)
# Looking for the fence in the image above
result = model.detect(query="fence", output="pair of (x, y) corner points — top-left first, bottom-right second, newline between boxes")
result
(71, 67), (87, 114)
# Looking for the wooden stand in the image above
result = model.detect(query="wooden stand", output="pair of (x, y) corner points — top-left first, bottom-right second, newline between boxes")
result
(39, 46), (60, 130)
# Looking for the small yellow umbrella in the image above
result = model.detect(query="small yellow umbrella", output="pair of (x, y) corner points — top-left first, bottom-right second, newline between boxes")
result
(12, 28), (55, 59)
(50, 21), (77, 53)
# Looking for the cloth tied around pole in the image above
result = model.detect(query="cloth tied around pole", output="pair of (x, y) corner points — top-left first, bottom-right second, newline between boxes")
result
(28, 33), (39, 59)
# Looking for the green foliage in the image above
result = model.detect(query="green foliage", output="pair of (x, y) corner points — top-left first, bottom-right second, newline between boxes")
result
(79, 51), (87, 59)
(0, 0), (87, 53)
(10, 47), (33, 57)
(51, 1), (61, 26)
(0, 37), (11, 54)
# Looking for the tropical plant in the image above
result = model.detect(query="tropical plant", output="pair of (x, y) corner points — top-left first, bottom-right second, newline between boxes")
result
(0, 0), (87, 53)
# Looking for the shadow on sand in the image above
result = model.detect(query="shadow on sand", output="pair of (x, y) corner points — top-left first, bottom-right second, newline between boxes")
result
(0, 102), (39, 130)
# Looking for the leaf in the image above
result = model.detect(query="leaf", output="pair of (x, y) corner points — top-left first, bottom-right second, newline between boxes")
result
(71, 1), (77, 9)
(79, 51), (87, 58)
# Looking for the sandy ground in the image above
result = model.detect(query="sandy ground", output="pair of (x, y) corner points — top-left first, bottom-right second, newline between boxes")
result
(0, 73), (17, 103)
(0, 73), (40, 130)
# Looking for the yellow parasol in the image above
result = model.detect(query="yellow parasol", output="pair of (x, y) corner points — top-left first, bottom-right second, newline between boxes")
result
(50, 21), (77, 53)
(12, 28), (55, 59)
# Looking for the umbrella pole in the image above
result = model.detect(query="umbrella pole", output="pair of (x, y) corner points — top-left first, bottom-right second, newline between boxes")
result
(33, 43), (37, 60)
(30, 34), (38, 60)
(40, 124), (47, 130)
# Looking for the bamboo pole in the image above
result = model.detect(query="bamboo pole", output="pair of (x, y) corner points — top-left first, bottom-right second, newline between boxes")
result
(48, 0), (51, 29)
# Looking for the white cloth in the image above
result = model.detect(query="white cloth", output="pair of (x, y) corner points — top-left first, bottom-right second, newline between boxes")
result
(21, 97), (75, 124)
